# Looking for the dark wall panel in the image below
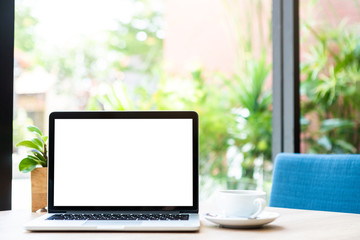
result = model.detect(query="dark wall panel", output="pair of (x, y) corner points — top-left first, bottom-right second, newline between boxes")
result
(0, 0), (14, 210)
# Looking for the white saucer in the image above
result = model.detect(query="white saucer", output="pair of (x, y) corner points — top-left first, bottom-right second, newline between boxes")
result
(204, 211), (280, 228)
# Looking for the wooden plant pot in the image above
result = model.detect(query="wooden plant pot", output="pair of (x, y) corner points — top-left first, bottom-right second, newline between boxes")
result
(31, 167), (47, 212)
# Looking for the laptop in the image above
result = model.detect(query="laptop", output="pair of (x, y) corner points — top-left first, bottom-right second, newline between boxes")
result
(25, 111), (200, 231)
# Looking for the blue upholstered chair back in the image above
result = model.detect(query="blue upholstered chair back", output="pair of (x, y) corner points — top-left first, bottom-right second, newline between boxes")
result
(269, 153), (360, 214)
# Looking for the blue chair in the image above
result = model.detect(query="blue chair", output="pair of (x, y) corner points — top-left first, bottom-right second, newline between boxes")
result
(269, 153), (360, 214)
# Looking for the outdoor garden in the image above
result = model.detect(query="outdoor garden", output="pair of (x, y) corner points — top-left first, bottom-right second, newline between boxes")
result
(13, 0), (360, 201)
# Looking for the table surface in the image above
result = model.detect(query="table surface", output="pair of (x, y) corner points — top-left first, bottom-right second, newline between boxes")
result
(1, 205), (360, 240)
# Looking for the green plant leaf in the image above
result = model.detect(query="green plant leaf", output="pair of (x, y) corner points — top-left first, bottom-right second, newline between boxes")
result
(26, 154), (46, 167)
(26, 154), (41, 161)
(317, 136), (332, 151)
(31, 138), (43, 150)
(35, 135), (45, 144)
(27, 125), (43, 136)
(16, 140), (42, 152)
(30, 149), (46, 163)
(42, 136), (48, 143)
(19, 157), (39, 173)
(320, 119), (354, 132)
(335, 139), (356, 153)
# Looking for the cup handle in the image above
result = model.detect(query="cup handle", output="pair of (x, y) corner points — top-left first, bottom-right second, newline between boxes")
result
(250, 198), (266, 218)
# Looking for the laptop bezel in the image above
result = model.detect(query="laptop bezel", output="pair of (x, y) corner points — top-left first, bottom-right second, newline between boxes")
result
(47, 111), (199, 213)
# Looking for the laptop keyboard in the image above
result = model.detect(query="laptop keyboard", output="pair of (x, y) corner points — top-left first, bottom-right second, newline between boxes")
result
(46, 214), (189, 221)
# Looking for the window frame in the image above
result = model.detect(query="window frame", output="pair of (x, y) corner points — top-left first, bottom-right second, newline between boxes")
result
(272, 0), (300, 159)
(0, 0), (14, 210)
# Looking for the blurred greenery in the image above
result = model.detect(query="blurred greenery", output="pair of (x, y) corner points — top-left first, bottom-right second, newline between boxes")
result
(221, 0), (272, 189)
(14, 0), (360, 198)
(14, 2), (38, 152)
(15, 3), (38, 53)
(87, 1), (273, 192)
(88, 0), (273, 192)
(87, 68), (237, 184)
(88, 57), (272, 192)
(107, 1), (163, 74)
(15, 0), (273, 193)
(13, 109), (35, 147)
(301, 21), (360, 153)
(226, 52), (272, 183)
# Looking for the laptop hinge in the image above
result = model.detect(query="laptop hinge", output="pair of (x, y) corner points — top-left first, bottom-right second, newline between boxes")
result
(180, 210), (198, 213)
(49, 211), (66, 213)
(51, 210), (197, 214)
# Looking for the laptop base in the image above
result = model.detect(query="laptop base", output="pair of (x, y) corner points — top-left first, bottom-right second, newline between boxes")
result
(25, 213), (200, 231)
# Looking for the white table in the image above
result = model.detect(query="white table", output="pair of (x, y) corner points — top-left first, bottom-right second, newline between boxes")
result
(1, 206), (360, 240)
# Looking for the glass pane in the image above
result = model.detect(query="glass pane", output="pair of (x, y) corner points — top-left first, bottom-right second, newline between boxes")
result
(13, 0), (272, 209)
(300, 0), (360, 154)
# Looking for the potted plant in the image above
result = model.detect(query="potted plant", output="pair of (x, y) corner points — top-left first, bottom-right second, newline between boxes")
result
(16, 125), (48, 212)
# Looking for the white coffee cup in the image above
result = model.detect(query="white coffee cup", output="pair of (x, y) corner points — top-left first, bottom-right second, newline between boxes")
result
(217, 190), (266, 218)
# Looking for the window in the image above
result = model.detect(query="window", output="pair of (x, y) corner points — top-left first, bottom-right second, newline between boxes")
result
(11, 0), (274, 209)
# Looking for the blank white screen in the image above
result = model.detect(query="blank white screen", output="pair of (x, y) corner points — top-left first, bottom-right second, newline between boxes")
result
(53, 119), (193, 206)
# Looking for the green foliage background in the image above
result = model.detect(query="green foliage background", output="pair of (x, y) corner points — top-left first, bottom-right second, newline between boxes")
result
(301, 21), (360, 153)
(14, 0), (273, 193)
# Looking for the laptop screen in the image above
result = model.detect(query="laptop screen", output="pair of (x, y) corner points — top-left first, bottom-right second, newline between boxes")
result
(52, 117), (194, 208)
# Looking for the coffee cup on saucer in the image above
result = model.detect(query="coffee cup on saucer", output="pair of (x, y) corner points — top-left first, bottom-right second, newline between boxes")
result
(216, 190), (266, 218)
